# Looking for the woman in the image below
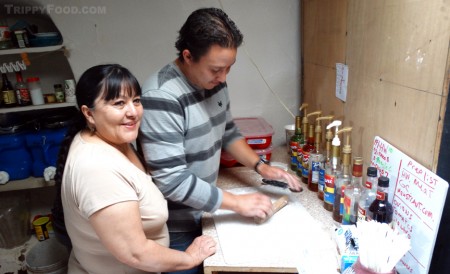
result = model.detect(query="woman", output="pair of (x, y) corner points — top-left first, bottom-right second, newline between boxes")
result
(52, 64), (216, 274)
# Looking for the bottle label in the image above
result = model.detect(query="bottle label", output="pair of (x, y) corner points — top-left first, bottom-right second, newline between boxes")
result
(16, 88), (31, 105)
(376, 190), (386, 201)
(310, 160), (320, 183)
(318, 167), (325, 191)
(365, 180), (373, 189)
(357, 206), (366, 222)
(302, 151), (310, 178)
(324, 173), (335, 205)
(2, 90), (16, 105)
(290, 141), (299, 167)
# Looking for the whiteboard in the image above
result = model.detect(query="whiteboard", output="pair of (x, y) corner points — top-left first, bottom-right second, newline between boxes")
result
(371, 136), (448, 274)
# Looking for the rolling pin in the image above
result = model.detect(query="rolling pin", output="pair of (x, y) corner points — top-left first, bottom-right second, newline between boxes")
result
(254, 195), (289, 224)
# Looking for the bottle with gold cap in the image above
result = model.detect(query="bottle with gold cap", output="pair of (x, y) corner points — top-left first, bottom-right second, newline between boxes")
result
(319, 118), (335, 200)
(323, 120), (343, 212)
(295, 104), (308, 172)
(298, 110), (321, 182)
(332, 127), (352, 222)
(343, 156), (363, 225)
(289, 115), (303, 171)
(307, 115), (333, 192)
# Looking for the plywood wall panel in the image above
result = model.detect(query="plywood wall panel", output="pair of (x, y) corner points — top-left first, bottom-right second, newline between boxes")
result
(302, 0), (449, 171)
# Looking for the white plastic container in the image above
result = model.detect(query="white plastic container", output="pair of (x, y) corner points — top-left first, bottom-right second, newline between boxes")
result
(27, 77), (45, 105)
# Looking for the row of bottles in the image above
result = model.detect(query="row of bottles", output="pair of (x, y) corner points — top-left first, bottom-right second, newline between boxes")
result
(288, 104), (393, 226)
(1, 72), (67, 108)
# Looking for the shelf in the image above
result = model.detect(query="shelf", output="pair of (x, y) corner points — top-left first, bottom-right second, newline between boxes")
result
(0, 45), (64, 55)
(0, 177), (55, 192)
(0, 102), (77, 114)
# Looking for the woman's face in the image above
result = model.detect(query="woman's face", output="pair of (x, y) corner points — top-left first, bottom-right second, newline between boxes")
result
(87, 88), (143, 145)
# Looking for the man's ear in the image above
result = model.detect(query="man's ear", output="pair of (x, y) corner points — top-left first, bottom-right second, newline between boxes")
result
(182, 49), (193, 63)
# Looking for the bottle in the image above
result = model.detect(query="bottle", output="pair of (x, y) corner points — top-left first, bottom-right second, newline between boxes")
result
(290, 115), (303, 171)
(323, 120), (342, 212)
(332, 127), (352, 222)
(2, 73), (17, 107)
(368, 176), (393, 226)
(343, 157), (363, 225)
(0, 18), (13, 49)
(295, 104), (308, 172)
(27, 77), (45, 105)
(357, 166), (378, 223)
(307, 115), (332, 192)
(54, 84), (65, 103)
(15, 71), (31, 106)
(319, 119), (334, 200)
(300, 111), (321, 182)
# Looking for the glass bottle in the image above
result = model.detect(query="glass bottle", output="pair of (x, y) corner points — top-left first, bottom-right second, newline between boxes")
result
(0, 18), (13, 49)
(54, 84), (65, 103)
(289, 116), (303, 171)
(2, 73), (17, 107)
(15, 71), (31, 106)
(319, 124), (333, 200)
(342, 157), (363, 225)
(300, 124), (315, 182)
(323, 142), (341, 211)
(368, 176), (393, 226)
(332, 152), (351, 222)
(357, 166), (378, 223)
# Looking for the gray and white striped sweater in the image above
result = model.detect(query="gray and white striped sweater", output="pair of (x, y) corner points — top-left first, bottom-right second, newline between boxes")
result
(139, 62), (243, 232)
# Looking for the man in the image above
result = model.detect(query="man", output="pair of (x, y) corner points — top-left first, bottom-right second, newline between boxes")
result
(139, 7), (301, 274)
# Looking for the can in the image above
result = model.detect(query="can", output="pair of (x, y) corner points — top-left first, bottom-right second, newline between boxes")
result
(64, 79), (76, 103)
(32, 216), (50, 241)
(54, 84), (65, 103)
(14, 30), (29, 48)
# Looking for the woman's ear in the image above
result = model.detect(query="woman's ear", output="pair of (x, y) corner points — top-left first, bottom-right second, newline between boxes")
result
(81, 105), (95, 126)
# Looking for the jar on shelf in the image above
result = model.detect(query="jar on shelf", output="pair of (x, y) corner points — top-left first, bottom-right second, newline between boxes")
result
(26, 77), (45, 106)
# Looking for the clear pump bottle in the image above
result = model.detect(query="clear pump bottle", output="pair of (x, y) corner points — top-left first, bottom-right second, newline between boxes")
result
(342, 157), (363, 225)
(323, 120), (342, 212)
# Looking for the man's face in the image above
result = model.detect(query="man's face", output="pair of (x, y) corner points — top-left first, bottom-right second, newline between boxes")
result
(184, 45), (237, 90)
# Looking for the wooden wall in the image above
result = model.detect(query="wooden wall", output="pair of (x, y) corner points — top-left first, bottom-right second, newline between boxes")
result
(302, 0), (450, 171)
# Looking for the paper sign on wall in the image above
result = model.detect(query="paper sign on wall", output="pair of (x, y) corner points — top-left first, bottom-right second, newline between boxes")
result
(336, 63), (348, 102)
(371, 136), (448, 274)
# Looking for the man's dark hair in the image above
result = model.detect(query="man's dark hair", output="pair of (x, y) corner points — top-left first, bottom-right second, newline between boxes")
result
(175, 8), (244, 62)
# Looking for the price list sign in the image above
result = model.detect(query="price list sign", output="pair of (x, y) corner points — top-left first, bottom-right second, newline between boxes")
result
(371, 136), (448, 274)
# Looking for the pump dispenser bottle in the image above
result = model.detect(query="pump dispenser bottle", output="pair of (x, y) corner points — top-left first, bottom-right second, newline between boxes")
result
(332, 127), (352, 222)
(343, 156), (363, 225)
(308, 115), (333, 192)
(295, 104), (309, 173)
(299, 111), (322, 182)
(319, 119), (335, 200)
(323, 120), (342, 212)
(290, 103), (308, 171)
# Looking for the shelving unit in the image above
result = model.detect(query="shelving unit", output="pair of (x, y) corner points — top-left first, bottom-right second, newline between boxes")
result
(0, 44), (64, 55)
(0, 177), (54, 192)
(0, 102), (76, 114)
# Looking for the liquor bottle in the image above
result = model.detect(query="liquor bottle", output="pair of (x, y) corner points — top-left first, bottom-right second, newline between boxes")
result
(323, 120), (342, 212)
(357, 166), (378, 223)
(289, 115), (303, 171)
(368, 176), (393, 225)
(343, 157), (363, 225)
(295, 104), (308, 173)
(308, 115), (333, 192)
(300, 111), (321, 182)
(319, 119), (334, 200)
(2, 73), (17, 107)
(331, 127), (352, 220)
(15, 71), (31, 106)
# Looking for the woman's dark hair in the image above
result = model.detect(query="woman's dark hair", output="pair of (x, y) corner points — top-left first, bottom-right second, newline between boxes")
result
(51, 64), (141, 247)
(175, 7), (243, 62)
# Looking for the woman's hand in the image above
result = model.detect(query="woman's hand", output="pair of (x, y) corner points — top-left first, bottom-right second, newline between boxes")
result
(185, 235), (217, 266)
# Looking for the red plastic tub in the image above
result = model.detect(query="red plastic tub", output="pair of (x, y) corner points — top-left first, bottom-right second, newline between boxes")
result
(234, 117), (274, 149)
(220, 145), (273, 168)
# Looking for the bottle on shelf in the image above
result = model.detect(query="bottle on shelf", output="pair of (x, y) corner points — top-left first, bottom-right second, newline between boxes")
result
(54, 84), (65, 103)
(332, 127), (352, 222)
(300, 111), (321, 183)
(308, 115), (333, 192)
(343, 156), (363, 225)
(319, 118), (335, 200)
(0, 18), (13, 50)
(323, 120), (342, 212)
(15, 71), (31, 106)
(290, 115), (303, 171)
(357, 166), (378, 223)
(27, 77), (45, 106)
(2, 73), (17, 107)
(368, 176), (393, 226)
